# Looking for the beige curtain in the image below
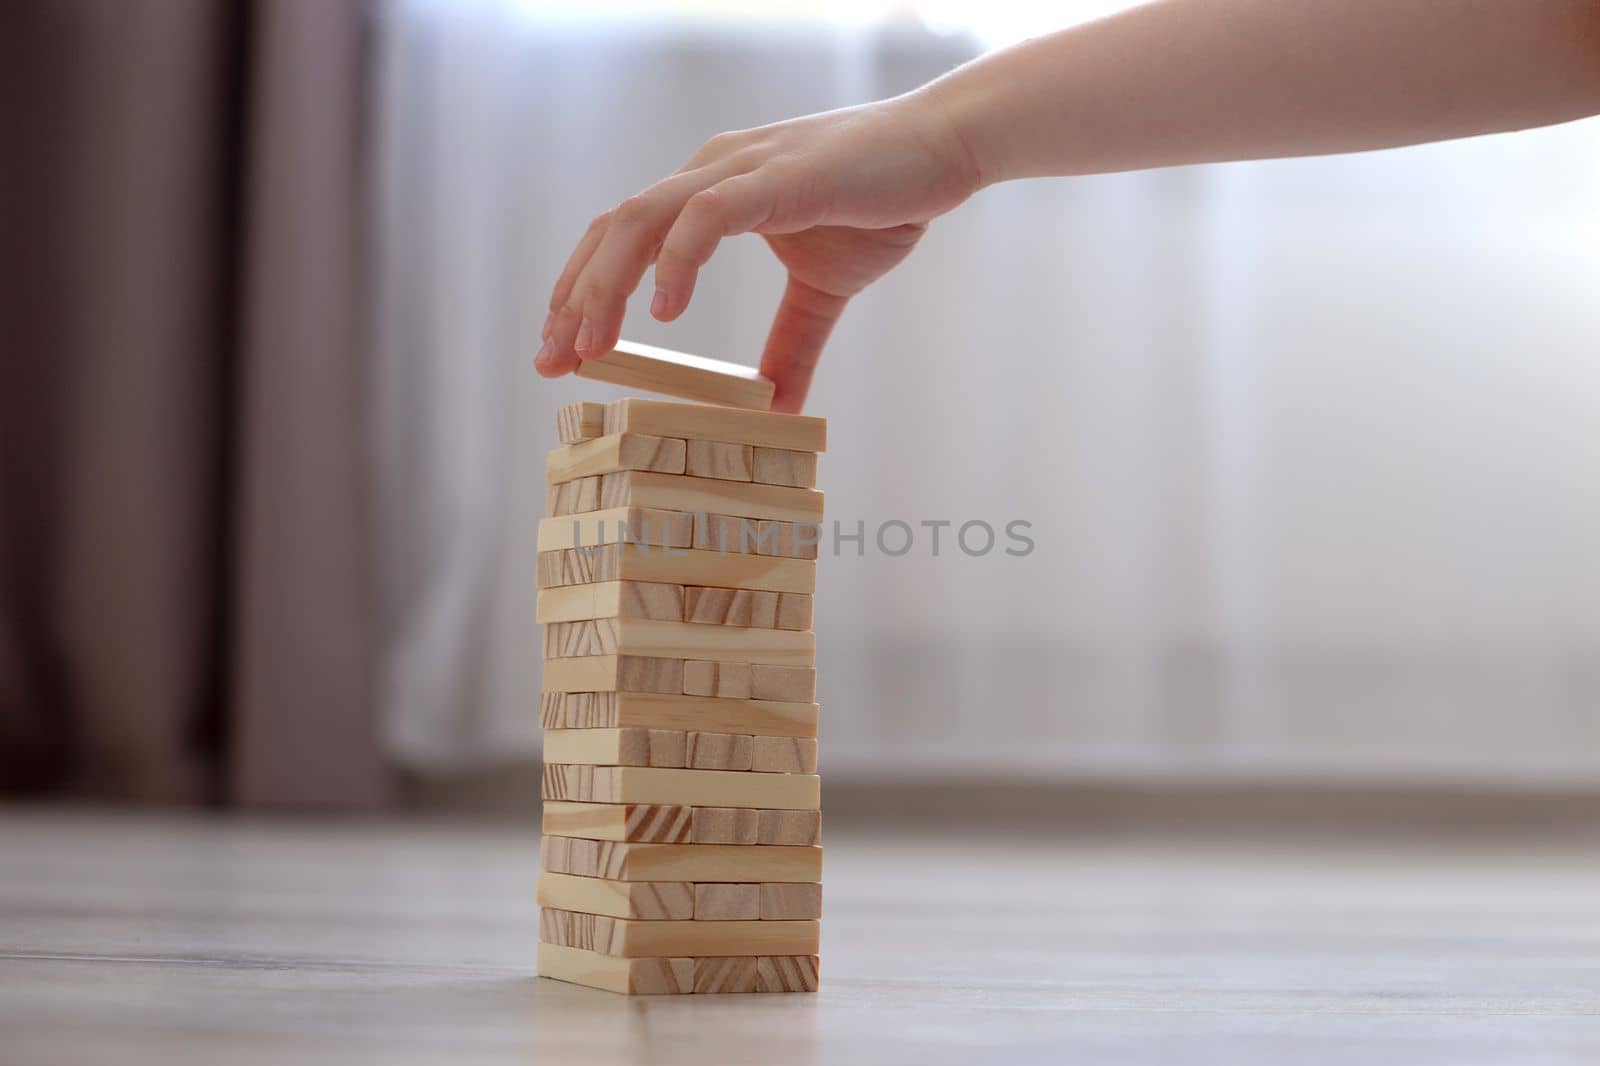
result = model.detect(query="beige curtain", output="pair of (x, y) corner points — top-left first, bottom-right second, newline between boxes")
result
(0, 0), (387, 808)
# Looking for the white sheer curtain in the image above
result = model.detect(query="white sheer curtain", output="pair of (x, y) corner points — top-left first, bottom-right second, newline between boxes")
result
(373, 2), (1600, 785)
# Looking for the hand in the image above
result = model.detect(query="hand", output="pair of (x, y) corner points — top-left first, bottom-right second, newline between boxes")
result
(535, 90), (982, 412)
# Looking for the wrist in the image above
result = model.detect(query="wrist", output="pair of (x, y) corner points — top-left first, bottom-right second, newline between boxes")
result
(899, 81), (989, 198)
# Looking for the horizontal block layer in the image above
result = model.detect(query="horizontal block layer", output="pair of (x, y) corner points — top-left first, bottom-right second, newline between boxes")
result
(599, 471), (823, 524)
(542, 656), (683, 694)
(537, 545), (815, 594)
(536, 872), (820, 921)
(540, 836), (822, 882)
(536, 942), (818, 995)
(535, 581), (684, 624)
(536, 508), (692, 552)
(576, 340), (775, 410)
(542, 619), (814, 666)
(542, 802), (820, 845)
(557, 402), (606, 444)
(543, 729), (818, 773)
(540, 691), (818, 738)
(540, 907), (817, 957)
(546, 433), (686, 484)
(605, 397), (825, 453)
(693, 514), (817, 560)
(541, 764), (820, 810)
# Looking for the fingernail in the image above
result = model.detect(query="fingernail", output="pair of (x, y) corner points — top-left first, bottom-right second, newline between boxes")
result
(535, 340), (552, 367)
(574, 318), (593, 354)
(541, 313), (553, 340)
(650, 287), (668, 318)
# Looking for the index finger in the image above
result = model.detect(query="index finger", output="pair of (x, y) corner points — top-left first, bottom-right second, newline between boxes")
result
(758, 277), (848, 414)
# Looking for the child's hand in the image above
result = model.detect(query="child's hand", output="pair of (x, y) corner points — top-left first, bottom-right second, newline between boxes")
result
(536, 92), (981, 412)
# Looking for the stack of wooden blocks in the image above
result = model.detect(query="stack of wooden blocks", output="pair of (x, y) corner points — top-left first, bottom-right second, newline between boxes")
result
(535, 343), (827, 995)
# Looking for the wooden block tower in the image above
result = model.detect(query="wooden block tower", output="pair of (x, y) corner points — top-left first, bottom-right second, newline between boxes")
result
(536, 341), (826, 995)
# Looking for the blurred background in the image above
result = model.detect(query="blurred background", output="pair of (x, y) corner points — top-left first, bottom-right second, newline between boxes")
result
(5, 0), (1598, 818)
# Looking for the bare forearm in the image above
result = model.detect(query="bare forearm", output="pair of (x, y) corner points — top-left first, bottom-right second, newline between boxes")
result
(923, 0), (1600, 184)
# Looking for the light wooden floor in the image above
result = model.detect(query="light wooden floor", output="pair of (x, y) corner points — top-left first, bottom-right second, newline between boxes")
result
(3, 809), (1598, 1065)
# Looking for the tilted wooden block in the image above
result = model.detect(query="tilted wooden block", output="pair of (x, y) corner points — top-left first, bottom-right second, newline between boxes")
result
(682, 660), (752, 699)
(684, 439), (754, 482)
(694, 883), (759, 921)
(546, 475), (601, 516)
(683, 586), (779, 628)
(690, 806), (759, 844)
(542, 619), (814, 666)
(599, 471), (823, 524)
(541, 801), (692, 842)
(536, 871), (694, 920)
(684, 731), (754, 771)
(536, 507), (693, 552)
(537, 942), (694, 995)
(751, 447), (817, 488)
(540, 837), (822, 881)
(557, 402), (607, 444)
(542, 728), (688, 768)
(542, 655), (684, 694)
(751, 735), (818, 774)
(759, 882), (822, 920)
(575, 340), (776, 410)
(536, 581), (684, 624)
(541, 690), (818, 738)
(536, 545), (815, 595)
(542, 764), (820, 810)
(757, 809), (822, 846)
(605, 398), (826, 453)
(546, 432), (686, 484)
(750, 664), (816, 702)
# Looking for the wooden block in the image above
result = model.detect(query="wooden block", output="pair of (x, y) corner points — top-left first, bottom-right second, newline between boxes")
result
(542, 728), (687, 768)
(606, 398), (826, 453)
(536, 545), (815, 594)
(684, 587), (779, 628)
(537, 871), (694, 920)
(536, 581), (683, 624)
(542, 764), (819, 810)
(546, 432), (686, 484)
(757, 809), (822, 846)
(575, 339), (775, 410)
(758, 883), (821, 920)
(774, 593), (812, 631)
(751, 736), (817, 774)
(537, 942), (693, 995)
(540, 801), (692, 842)
(750, 665), (815, 702)
(540, 837), (822, 881)
(751, 447), (817, 488)
(685, 731), (753, 771)
(754, 520), (820, 560)
(544, 690), (818, 738)
(692, 512), (763, 553)
(690, 806), (759, 844)
(536, 507), (693, 552)
(755, 955), (819, 992)
(541, 655), (684, 694)
(544, 619), (812, 666)
(599, 471), (823, 524)
(694, 883), (759, 921)
(683, 660), (752, 699)
(556, 402), (607, 444)
(684, 440), (753, 481)
(693, 956), (759, 994)
(546, 475), (601, 516)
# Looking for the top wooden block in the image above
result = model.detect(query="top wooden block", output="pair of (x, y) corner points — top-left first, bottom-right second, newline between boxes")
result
(607, 399), (826, 454)
(576, 340), (775, 411)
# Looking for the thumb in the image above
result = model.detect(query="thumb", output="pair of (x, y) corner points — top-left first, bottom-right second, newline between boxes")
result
(759, 277), (848, 414)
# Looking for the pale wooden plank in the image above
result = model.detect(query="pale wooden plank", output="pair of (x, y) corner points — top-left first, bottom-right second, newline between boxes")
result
(546, 475), (601, 517)
(694, 884), (759, 921)
(606, 397), (826, 452)
(536, 507), (693, 552)
(542, 619), (813, 666)
(542, 691), (818, 738)
(751, 447), (817, 488)
(750, 664), (816, 702)
(758, 883), (822, 921)
(774, 593), (813, 632)
(541, 655), (684, 694)
(690, 806), (759, 844)
(539, 801), (693, 843)
(536, 871), (695, 920)
(535, 581), (684, 624)
(751, 736), (818, 774)
(542, 728), (687, 768)
(755, 954), (820, 992)
(546, 433), (686, 484)
(684, 439), (754, 481)
(536, 545), (815, 594)
(576, 340), (775, 410)
(540, 765), (820, 810)
(683, 587), (780, 628)
(685, 731), (754, 771)
(683, 660), (753, 699)
(600, 471), (823, 524)
(757, 809), (822, 846)
(539, 907), (817, 956)
(556, 401), (607, 444)
(536, 941), (693, 995)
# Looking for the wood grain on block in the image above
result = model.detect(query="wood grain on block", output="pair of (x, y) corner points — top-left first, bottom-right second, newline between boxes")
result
(695, 883), (759, 921)
(758, 882), (822, 920)
(684, 586), (779, 628)
(542, 765), (820, 810)
(541, 655), (684, 694)
(541, 838), (823, 882)
(536, 942), (693, 995)
(756, 954), (819, 992)
(576, 340), (776, 410)
(536, 545), (815, 595)
(751, 736), (818, 774)
(542, 728), (687, 768)
(536, 507), (694, 553)
(757, 809), (822, 846)
(684, 439), (754, 481)
(690, 806), (759, 844)
(755, 520), (820, 560)
(546, 433), (686, 484)
(536, 871), (694, 920)
(546, 690), (818, 738)
(750, 665), (816, 702)
(547, 475), (600, 517)
(685, 731), (754, 771)
(540, 801), (692, 842)
(536, 581), (684, 624)
(606, 398), (826, 453)
(692, 512), (762, 553)
(751, 447), (817, 488)
(774, 593), (813, 631)
(600, 471), (823, 524)
(544, 618), (813, 666)
(693, 956), (759, 993)
(683, 660), (752, 699)
(556, 402), (607, 445)
(540, 908), (818, 958)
